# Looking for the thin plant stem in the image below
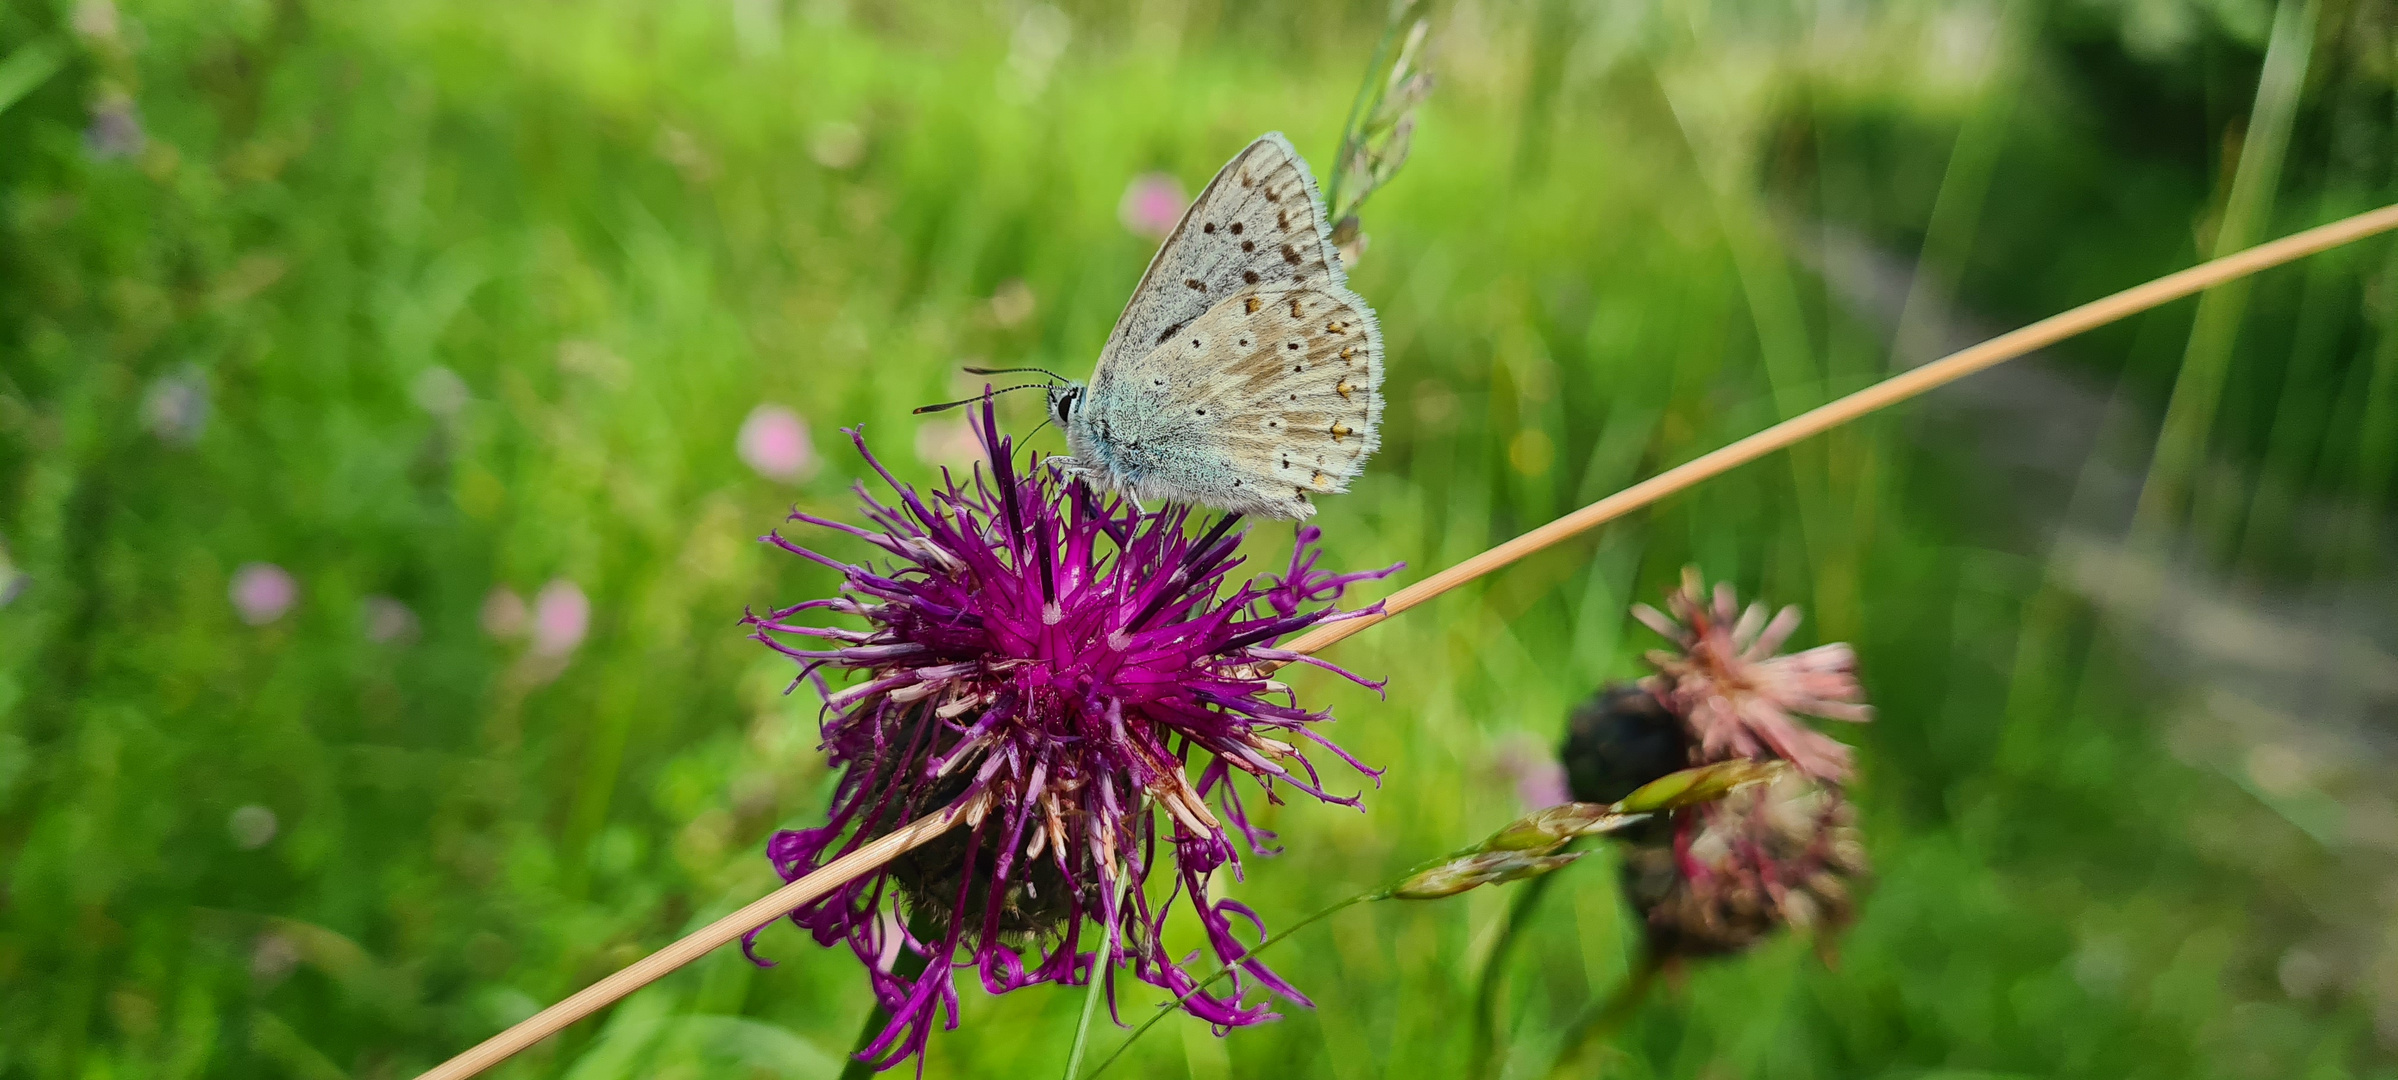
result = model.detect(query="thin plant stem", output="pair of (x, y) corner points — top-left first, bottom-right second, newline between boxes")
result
(2346, 237), (2398, 571)
(1083, 892), (1384, 1079)
(837, 1002), (892, 1080)
(1325, 3), (1414, 215)
(1653, 61), (1829, 566)
(2236, 195), (2354, 566)
(1062, 878), (1136, 1080)
(1471, 867), (1563, 1078)
(1268, 203), (2398, 665)
(410, 204), (2398, 1080)
(1061, 956), (1112, 1080)
(1888, 0), (2039, 369)
(838, 935), (932, 1080)
(2132, 0), (2321, 539)
(1544, 957), (1663, 1080)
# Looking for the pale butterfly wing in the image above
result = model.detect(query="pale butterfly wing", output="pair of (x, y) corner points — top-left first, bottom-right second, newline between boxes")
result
(1092, 132), (1349, 388)
(1077, 285), (1385, 519)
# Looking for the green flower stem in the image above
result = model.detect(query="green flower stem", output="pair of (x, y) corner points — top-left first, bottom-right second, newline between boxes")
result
(1060, 937), (1115, 1080)
(1470, 864), (1565, 1079)
(1061, 876), (1147, 1079)
(1325, 9), (1409, 215)
(839, 943), (930, 1080)
(1544, 957), (1663, 1080)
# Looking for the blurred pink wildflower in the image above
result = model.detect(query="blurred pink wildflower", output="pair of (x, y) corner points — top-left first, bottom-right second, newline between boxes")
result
(229, 563), (297, 625)
(739, 404), (818, 482)
(363, 596), (420, 644)
(1117, 171), (1188, 241)
(531, 580), (589, 657)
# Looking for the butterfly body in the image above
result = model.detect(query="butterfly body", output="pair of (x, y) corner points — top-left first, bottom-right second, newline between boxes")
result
(1050, 133), (1385, 520)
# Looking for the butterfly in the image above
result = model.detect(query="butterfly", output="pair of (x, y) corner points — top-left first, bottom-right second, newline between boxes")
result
(935, 134), (1386, 521)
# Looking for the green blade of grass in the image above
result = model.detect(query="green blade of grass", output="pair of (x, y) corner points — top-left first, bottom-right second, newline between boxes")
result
(0, 39), (65, 118)
(2133, 0), (2322, 540)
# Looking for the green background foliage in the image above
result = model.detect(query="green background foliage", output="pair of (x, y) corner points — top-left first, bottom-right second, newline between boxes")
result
(4, 0), (2397, 1077)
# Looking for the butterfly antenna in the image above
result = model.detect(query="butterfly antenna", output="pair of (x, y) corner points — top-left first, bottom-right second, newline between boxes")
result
(961, 365), (1068, 383)
(913, 382), (1055, 414)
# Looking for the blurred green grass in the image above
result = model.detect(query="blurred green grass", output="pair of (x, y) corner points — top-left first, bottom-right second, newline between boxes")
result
(3, 1), (2397, 1078)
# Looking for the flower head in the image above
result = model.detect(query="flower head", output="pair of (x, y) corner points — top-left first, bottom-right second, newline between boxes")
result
(531, 579), (589, 657)
(1633, 568), (1870, 782)
(84, 90), (144, 161)
(1620, 770), (1867, 959)
(1117, 171), (1189, 241)
(230, 563), (297, 625)
(143, 366), (210, 446)
(743, 399), (1396, 1071)
(739, 404), (819, 482)
(1560, 683), (1691, 806)
(1587, 571), (1875, 961)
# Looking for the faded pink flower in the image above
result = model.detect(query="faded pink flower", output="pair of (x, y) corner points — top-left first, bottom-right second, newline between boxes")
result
(1490, 732), (1572, 810)
(481, 587), (528, 638)
(84, 91), (144, 161)
(142, 367), (209, 446)
(739, 404), (818, 482)
(531, 580), (589, 656)
(0, 533), (25, 609)
(250, 932), (301, 986)
(363, 596), (420, 644)
(1620, 769), (1867, 958)
(913, 415), (985, 468)
(228, 804), (279, 849)
(1117, 171), (1188, 241)
(230, 563), (297, 625)
(1634, 568), (1870, 782)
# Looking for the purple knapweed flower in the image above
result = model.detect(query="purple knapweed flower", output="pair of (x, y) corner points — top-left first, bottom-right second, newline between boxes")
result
(742, 399), (1397, 1071)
